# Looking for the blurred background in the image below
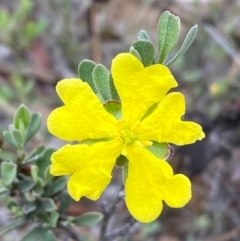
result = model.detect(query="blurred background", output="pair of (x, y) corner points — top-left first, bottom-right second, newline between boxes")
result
(1, 0), (240, 240)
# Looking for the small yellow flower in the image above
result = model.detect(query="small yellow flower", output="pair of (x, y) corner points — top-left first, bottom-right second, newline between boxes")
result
(47, 53), (205, 223)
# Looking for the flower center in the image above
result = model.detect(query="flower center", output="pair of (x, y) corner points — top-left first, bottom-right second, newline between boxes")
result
(121, 128), (137, 145)
(112, 120), (152, 156)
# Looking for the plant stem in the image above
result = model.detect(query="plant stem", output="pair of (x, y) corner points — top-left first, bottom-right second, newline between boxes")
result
(59, 223), (82, 241)
(105, 217), (136, 240)
(99, 186), (123, 241)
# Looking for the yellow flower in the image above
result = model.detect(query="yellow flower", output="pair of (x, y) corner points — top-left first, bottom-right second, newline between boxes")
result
(47, 53), (205, 223)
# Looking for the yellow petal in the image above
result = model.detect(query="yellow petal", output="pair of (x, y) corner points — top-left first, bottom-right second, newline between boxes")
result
(47, 79), (118, 141)
(68, 139), (122, 201)
(112, 53), (177, 126)
(50, 144), (89, 176)
(52, 139), (122, 201)
(163, 174), (191, 208)
(125, 145), (173, 223)
(139, 92), (205, 145)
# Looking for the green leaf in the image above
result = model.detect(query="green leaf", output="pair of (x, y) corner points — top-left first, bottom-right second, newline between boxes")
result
(109, 73), (120, 101)
(49, 211), (59, 228)
(23, 202), (36, 215)
(132, 40), (155, 67)
(21, 226), (56, 241)
(30, 165), (38, 183)
(13, 129), (24, 147)
(129, 46), (142, 61)
(0, 218), (25, 235)
(44, 166), (53, 185)
(45, 176), (67, 197)
(72, 212), (103, 226)
(146, 142), (170, 159)
(17, 178), (36, 192)
(25, 112), (42, 144)
(138, 30), (151, 41)
(157, 11), (180, 63)
(92, 64), (111, 101)
(0, 185), (8, 194)
(166, 25), (198, 66)
(36, 148), (55, 179)
(3, 130), (16, 147)
(23, 145), (45, 164)
(13, 104), (31, 130)
(78, 59), (97, 93)
(1, 162), (17, 185)
(58, 193), (72, 214)
(35, 211), (49, 223)
(39, 198), (57, 212)
(103, 101), (121, 119)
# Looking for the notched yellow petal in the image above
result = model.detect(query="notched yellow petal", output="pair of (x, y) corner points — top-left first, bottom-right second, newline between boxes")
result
(163, 174), (192, 208)
(47, 78), (118, 141)
(112, 53), (177, 126)
(139, 92), (205, 145)
(50, 144), (89, 176)
(59, 139), (122, 201)
(125, 146), (172, 223)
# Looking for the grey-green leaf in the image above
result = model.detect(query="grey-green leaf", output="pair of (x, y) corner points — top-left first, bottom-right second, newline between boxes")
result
(92, 64), (111, 101)
(1, 162), (17, 186)
(45, 176), (67, 197)
(36, 148), (55, 179)
(132, 40), (155, 67)
(13, 129), (23, 147)
(72, 212), (103, 226)
(3, 130), (16, 147)
(39, 198), (57, 212)
(25, 112), (42, 144)
(104, 101), (122, 119)
(129, 46), (142, 62)
(157, 11), (180, 63)
(146, 142), (170, 159)
(109, 73), (120, 101)
(21, 226), (56, 241)
(166, 25), (198, 66)
(138, 30), (151, 41)
(13, 104), (31, 130)
(78, 59), (97, 93)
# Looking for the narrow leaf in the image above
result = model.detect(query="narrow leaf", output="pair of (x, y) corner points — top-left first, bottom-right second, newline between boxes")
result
(45, 176), (67, 197)
(13, 129), (23, 147)
(78, 59), (97, 93)
(129, 46), (142, 62)
(146, 142), (170, 159)
(1, 162), (17, 186)
(132, 40), (155, 67)
(157, 11), (180, 63)
(3, 130), (16, 147)
(39, 198), (57, 212)
(103, 101), (122, 119)
(13, 104), (31, 130)
(138, 30), (151, 40)
(72, 212), (103, 226)
(92, 64), (111, 101)
(25, 113), (42, 144)
(21, 226), (56, 241)
(109, 74), (120, 101)
(166, 25), (198, 66)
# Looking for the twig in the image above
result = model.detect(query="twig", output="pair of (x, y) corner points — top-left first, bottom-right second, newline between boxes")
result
(58, 223), (83, 241)
(105, 217), (136, 241)
(99, 185), (124, 241)
(202, 225), (240, 241)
